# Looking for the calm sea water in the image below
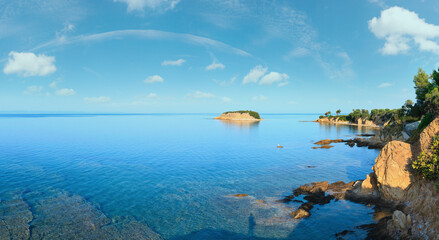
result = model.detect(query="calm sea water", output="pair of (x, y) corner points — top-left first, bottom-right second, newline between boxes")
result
(0, 114), (380, 239)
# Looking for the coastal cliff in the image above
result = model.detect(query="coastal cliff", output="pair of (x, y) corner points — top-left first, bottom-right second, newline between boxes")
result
(215, 110), (262, 121)
(298, 117), (439, 238)
(352, 117), (439, 239)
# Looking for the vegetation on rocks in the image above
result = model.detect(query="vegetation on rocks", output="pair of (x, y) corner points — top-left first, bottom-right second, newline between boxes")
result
(412, 135), (439, 189)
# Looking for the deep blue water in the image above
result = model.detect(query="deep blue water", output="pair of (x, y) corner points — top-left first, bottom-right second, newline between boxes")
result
(0, 114), (380, 239)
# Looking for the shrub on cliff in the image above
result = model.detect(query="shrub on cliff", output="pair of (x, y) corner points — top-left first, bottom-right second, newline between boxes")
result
(412, 135), (439, 189)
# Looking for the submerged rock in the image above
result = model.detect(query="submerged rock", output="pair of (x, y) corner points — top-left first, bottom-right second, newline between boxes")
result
(1, 190), (163, 240)
(0, 198), (33, 240)
(233, 194), (249, 198)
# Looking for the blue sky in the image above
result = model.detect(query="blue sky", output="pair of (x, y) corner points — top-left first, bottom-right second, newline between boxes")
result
(1, 0), (439, 113)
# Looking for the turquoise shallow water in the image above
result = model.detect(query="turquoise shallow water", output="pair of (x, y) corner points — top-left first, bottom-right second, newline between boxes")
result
(0, 113), (380, 239)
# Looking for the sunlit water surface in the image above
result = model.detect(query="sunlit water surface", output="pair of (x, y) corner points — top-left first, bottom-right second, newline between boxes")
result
(0, 114), (380, 239)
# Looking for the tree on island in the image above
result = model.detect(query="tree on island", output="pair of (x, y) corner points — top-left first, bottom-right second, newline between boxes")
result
(336, 109), (341, 116)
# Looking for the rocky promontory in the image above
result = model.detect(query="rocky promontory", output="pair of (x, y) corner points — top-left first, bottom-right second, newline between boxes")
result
(298, 117), (439, 239)
(215, 110), (262, 121)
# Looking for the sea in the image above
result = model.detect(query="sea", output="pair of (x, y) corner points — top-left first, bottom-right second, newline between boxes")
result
(0, 113), (381, 239)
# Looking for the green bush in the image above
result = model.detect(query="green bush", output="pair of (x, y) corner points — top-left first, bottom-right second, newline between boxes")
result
(412, 135), (439, 188)
(418, 113), (434, 130)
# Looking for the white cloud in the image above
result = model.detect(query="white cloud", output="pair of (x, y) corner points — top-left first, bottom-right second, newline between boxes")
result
(55, 88), (76, 96)
(259, 72), (289, 86)
(378, 82), (392, 88)
(187, 91), (216, 99)
(3, 51), (56, 77)
(206, 60), (225, 70)
(252, 95), (268, 101)
(243, 65), (267, 84)
(49, 81), (58, 89)
(84, 96), (111, 103)
(222, 97), (232, 103)
(216, 76), (236, 86)
(114, 0), (180, 12)
(144, 75), (164, 83)
(146, 93), (157, 98)
(161, 59), (185, 66)
(369, 6), (439, 55)
(23, 85), (43, 96)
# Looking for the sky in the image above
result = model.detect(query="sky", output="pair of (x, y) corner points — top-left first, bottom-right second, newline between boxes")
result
(1, 0), (439, 114)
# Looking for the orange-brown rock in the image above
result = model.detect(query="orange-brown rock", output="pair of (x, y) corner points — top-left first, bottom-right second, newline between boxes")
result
(372, 141), (412, 201)
(314, 139), (343, 145)
(312, 145), (334, 149)
(233, 194), (249, 198)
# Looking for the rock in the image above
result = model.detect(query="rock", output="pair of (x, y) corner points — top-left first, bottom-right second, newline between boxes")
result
(392, 210), (409, 230)
(326, 181), (355, 199)
(255, 200), (266, 204)
(0, 190), (164, 240)
(364, 120), (376, 126)
(276, 195), (295, 203)
(372, 141), (413, 201)
(0, 198), (33, 240)
(215, 111), (262, 121)
(359, 173), (378, 194)
(312, 145), (334, 149)
(357, 118), (363, 125)
(304, 192), (335, 205)
(233, 194), (249, 198)
(418, 117), (439, 152)
(403, 121), (420, 135)
(401, 131), (410, 140)
(293, 181), (329, 196)
(334, 230), (355, 238)
(386, 210), (412, 239)
(290, 203), (314, 219)
(314, 139), (343, 145)
(356, 133), (375, 137)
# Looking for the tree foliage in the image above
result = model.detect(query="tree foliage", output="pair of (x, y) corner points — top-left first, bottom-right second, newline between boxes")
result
(412, 135), (439, 189)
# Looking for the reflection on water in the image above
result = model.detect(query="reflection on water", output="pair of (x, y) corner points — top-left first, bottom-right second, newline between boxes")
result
(318, 123), (379, 137)
(218, 119), (260, 129)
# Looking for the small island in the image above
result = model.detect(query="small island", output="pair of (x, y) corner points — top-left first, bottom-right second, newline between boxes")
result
(215, 110), (262, 121)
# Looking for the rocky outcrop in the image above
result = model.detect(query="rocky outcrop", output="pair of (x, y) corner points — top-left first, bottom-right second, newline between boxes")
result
(215, 112), (261, 121)
(360, 118), (439, 239)
(372, 141), (413, 201)
(418, 117), (439, 153)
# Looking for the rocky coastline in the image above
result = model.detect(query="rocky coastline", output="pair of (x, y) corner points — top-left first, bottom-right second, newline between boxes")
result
(302, 117), (439, 239)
